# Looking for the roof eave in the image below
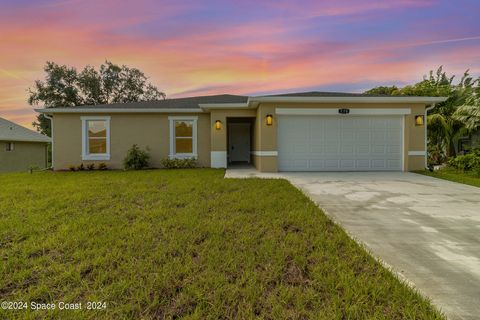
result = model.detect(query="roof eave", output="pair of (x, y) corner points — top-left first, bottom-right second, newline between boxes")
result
(248, 96), (448, 105)
(198, 103), (250, 111)
(35, 108), (205, 114)
(0, 137), (51, 143)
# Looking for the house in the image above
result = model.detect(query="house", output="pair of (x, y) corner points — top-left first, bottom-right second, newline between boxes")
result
(457, 129), (480, 154)
(35, 92), (447, 172)
(0, 117), (51, 173)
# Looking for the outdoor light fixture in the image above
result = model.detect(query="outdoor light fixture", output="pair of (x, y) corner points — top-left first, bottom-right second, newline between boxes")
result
(266, 114), (273, 126)
(215, 120), (222, 130)
(415, 115), (424, 126)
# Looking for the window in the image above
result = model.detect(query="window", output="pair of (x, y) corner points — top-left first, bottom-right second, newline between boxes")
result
(169, 116), (197, 158)
(5, 142), (14, 151)
(81, 116), (110, 160)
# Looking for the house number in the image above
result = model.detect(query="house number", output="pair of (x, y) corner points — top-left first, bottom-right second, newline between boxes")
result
(338, 108), (350, 114)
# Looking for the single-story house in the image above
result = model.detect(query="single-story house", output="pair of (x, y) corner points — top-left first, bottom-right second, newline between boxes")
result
(35, 92), (447, 172)
(0, 117), (51, 173)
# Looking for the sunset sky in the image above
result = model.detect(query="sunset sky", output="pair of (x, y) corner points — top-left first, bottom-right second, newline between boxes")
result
(1, 0), (479, 128)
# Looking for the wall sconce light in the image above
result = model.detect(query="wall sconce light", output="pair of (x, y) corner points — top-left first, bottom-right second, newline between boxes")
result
(415, 115), (424, 126)
(215, 120), (222, 130)
(266, 114), (273, 126)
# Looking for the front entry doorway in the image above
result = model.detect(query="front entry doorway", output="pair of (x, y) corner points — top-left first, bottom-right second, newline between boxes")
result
(227, 118), (254, 164)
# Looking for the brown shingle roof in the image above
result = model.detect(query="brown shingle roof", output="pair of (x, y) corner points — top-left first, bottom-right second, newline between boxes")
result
(59, 94), (248, 109)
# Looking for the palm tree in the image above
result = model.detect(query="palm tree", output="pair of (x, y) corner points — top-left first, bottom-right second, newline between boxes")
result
(427, 114), (466, 159)
(453, 96), (480, 131)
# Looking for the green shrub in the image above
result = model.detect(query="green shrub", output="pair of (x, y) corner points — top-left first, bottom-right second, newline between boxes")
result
(427, 144), (445, 166)
(447, 148), (480, 172)
(86, 163), (95, 171)
(123, 144), (150, 170)
(160, 157), (197, 169)
(77, 163), (85, 171)
(97, 163), (108, 170)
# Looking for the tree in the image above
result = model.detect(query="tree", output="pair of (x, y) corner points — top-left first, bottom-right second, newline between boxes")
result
(427, 113), (466, 158)
(364, 66), (480, 160)
(453, 96), (480, 132)
(29, 61), (166, 135)
(364, 85), (399, 95)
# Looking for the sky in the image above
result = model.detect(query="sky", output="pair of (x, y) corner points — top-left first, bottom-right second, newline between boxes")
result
(1, 0), (480, 129)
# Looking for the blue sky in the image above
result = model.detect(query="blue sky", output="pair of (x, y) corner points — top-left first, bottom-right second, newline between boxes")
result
(1, 0), (479, 126)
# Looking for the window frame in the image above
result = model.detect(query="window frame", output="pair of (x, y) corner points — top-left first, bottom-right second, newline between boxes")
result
(81, 116), (111, 161)
(5, 142), (14, 152)
(168, 116), (198, 159)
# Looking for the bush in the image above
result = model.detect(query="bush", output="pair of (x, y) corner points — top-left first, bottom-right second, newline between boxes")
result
(77, 163), (85, 171)
(86, 163), (95, 171)
(427, 144), (445, 166)
(447, 148), (480, 172)
(160, 157), (197, 169)
(68, 165), (76, 172)
(123, 144), (150, 170)
(97, 163), (108, 170)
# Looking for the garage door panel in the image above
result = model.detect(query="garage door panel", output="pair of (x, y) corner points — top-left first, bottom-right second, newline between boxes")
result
(309, 160), (325, 170)
(278, 115), (403, 171)
(340, 159), (355, 169)
(356, 132), (370, 141)
(325, 144), (339, 154)
(325, 159), (340, 169)
(356, 159), (371, 169)
(293, 143), (309, 153)
(310, 144), (325, 154)
(340, 144), (354, 154)
(342, 131), (355, 140)
(293, 160), (308, 169)
(372, 118), (388, 130)
(387, 159), (402, 168)
(387, 145), (401, 154)
(372, 159), (387, 169)
(386, 118), (402, 128)
(372, 145), (386, 154)
(357, 145), (370, 154)
(372, 131), (387, 140)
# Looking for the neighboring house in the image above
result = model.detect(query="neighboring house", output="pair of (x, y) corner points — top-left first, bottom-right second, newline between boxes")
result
(35, 92), (446, 172)
(457, 129), (480, 154)
(0, 117), (51, 173)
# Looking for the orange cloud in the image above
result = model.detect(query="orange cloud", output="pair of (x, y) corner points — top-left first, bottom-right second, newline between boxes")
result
(0, 0), (478, 128)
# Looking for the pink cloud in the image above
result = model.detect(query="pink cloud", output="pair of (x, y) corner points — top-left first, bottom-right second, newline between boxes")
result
(0, 0), (478, 128)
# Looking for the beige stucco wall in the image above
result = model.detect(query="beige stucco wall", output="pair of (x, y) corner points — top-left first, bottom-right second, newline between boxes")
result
(52, 113), (210, 170)
(253, 102), (428, 172)
(210, 109), (256, 152)
(0, 141), (48, 173)
(50, 102), (428, 172)
(252, 155), (278, 172)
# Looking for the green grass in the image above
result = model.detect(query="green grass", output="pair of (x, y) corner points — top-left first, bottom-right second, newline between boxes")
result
(0, 169), (443, 319)
(416, 168), (480, 188)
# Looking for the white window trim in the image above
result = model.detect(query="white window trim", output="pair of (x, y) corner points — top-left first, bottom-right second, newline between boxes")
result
(5, 142), (14, 151)
(168, 116), (198, 159)
(81, 116), (111, 161)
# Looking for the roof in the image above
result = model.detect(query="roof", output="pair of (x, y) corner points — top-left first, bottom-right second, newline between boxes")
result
(0, 117), (51, 143)
(35, 91), (448, 114)
(263, 91), (390, 97)
(59, 94), (248, 109)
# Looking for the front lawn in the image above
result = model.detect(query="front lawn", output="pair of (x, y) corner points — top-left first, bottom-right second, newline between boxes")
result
(0, 169), (443, 319)
(416, 168), (480, 188)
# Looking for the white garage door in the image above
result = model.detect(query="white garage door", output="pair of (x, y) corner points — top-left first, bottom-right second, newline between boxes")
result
(278, 115), (403, 171)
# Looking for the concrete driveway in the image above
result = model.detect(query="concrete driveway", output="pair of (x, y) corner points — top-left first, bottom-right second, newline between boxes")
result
(225, 169), (480, 320)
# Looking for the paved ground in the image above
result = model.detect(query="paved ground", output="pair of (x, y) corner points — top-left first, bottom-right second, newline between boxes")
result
(225, 169), (480, 320)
